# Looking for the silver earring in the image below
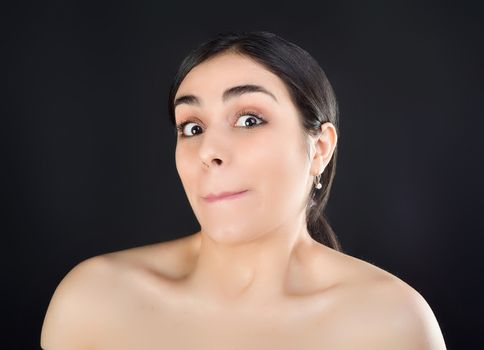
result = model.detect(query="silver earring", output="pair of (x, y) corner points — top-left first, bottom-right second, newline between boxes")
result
(315, 174), (322, 190)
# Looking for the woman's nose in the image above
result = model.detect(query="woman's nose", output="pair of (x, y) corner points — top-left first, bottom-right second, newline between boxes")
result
(198, 125), (231, 168)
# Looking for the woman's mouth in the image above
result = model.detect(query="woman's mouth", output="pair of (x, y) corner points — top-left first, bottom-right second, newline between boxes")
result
(202, 190), (249, 203)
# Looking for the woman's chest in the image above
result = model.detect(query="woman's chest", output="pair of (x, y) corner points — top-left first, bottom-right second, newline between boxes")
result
(95, 303), (345, 350)
(93, 264), (364, 350)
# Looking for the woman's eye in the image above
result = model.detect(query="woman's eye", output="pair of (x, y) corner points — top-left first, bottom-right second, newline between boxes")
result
(177, 113), (264, 138)
(179, 122), (202, 137)
(234, 113), (264, 127)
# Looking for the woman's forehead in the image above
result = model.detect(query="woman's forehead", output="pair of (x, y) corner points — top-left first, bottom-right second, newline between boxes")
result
(175, 53), (290, 101)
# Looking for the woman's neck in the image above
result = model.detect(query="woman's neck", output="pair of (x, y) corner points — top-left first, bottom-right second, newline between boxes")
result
(183, 214), (318, 308)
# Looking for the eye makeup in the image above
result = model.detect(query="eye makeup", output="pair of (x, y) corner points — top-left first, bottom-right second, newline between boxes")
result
(175, 109), (267, 138)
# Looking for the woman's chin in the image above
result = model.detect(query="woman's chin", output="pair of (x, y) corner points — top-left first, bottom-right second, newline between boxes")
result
(200, 226), (259, 245)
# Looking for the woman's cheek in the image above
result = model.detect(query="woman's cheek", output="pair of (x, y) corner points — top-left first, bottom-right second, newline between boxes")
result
(175, 149), (197, 190)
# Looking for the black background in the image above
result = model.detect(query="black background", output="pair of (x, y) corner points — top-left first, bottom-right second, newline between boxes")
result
(4, 1), (483, 348)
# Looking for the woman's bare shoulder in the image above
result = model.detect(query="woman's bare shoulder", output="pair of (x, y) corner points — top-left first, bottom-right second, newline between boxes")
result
(40, 255), (119, 350)
(319, 248), (447, 349)
(40, 234), (189, 350)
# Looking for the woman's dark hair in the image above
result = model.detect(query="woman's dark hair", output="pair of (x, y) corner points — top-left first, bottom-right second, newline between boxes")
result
(168, 31), (342, 252)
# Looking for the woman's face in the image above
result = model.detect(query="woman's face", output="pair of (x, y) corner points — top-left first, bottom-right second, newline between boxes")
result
(174, 53), (316, 243)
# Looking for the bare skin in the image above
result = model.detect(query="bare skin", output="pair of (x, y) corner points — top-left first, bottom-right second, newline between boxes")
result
(41, 233), (446, 349)
(41, 53), (447, 349)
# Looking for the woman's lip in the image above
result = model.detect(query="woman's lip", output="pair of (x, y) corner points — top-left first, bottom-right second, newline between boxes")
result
(203, 190), (248, 203)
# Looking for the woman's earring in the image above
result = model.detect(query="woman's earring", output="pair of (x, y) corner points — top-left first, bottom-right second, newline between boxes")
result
(315, 174), (322, 190)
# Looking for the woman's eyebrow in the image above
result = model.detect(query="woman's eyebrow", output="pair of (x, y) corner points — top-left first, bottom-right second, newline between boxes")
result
(223, 84), (278, 103)
(174, 84), (278, 110)
(174, 95), (200, 109)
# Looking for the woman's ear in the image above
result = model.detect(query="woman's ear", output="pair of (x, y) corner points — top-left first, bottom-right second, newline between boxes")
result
(310, 122), (338, 176)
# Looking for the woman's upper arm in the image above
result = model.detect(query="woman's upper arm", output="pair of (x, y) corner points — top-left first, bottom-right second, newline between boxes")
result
(40, 256), (111, 350)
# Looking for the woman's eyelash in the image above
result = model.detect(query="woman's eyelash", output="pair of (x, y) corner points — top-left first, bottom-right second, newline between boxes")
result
(176, 110), (266, 137)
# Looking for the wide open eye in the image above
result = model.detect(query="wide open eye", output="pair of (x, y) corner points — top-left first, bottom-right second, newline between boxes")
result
(234, 113), (265, 128)
(178, 122), (203, 137)
(176, 111), (266, 138)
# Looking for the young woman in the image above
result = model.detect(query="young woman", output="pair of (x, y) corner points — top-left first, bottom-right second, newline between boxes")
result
(41, 31), (447, 349)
